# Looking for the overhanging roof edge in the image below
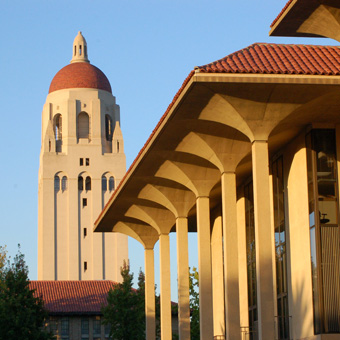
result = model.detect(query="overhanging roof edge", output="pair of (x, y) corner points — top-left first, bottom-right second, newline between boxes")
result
(94, 70), (196, 231)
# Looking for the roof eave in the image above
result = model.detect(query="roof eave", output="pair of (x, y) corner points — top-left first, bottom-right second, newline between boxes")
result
(269, 0), (323, 38)
(94, 71), (196, 232)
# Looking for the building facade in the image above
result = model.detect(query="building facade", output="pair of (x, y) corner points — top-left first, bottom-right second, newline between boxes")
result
(38, 32), (128, 281)
(95, 1), (340, 339)
(30, 281), (113, 340)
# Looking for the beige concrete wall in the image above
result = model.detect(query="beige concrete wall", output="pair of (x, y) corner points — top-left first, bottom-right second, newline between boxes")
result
(38, 88), (128, 281)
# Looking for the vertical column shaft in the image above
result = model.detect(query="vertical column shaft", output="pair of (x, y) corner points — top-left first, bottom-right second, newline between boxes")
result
(159, 233), (172, 340)
(176, 217), (190, 340)
(145, 248), (156, 340)
(211, 214), (225, 337)
(221, 172), (241, 340)
(252, 140), (276, 339)
(196, 196), (214, 340)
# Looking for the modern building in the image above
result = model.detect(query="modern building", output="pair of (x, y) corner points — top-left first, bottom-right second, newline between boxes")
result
(38, 32), (128, 281)
(95, 1), (340, 339)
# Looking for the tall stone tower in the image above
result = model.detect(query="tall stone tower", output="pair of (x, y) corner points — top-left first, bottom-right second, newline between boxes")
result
(38, 32), (128, 281)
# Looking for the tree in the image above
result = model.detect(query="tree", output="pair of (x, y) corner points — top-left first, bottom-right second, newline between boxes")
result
(0, 245), (7, 271)
(189, 267), (200, 340)
(102, 261), (145, 340)
(0, 245), (52, 340)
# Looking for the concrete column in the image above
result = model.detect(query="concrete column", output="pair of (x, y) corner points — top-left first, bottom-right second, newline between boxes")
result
(211, 214), (225, 338)
(236, 192), (249, 331)
(145, 248), (156, 340)
(176, 217), (190, 340)
(251, 140), (276, 339)
(196, 196), (214, 340)
(159, 233), (172, 340)
(221, 172), (241, 340)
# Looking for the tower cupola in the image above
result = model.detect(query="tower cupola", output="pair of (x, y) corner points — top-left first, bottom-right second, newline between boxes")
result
(71, 31), (89, 63)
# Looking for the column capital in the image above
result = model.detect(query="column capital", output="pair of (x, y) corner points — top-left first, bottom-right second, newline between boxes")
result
(251, 139), (268, 145)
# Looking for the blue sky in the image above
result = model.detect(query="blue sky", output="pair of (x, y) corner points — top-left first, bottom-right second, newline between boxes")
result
(0, 0), (334, 300)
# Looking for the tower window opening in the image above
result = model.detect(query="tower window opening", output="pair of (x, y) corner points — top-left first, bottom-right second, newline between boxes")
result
(49, 140), (51, 152)
(54, 175), (60, 192)
(53, 114), (62, 153)
(74, 45), (76, 56)
(83, 198), (87, 207)
(84, 228), (87, 237)
(80, 158), (84, 166)
(61, 176), (68, 192)
(102, 176), (107, 191)
(85, 176), (91, 191)
(84, 261), (87, 271)
(79, 45), (82, 56)
(86, 158), (89, 166)
(117, 141), (120, 153)
(105, 114), (113, 141)
(78, 176), (83, 191)
(109, 176), (115, 192)
(78, 112), (90, 139)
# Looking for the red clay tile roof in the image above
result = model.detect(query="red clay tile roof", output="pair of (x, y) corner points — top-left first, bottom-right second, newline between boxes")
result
(270, 0), (294, 28)
(29, 280), (116, 315)
(197, 43), (340, 75)
(49, 62), (112, 94)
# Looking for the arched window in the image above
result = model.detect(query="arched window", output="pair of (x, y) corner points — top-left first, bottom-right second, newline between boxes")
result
(62, 176), (68, 192)
(54, 175), (60, 192)
(85, 176), (91, 191)
(102, 176), (107, 191)
(54, 114), (62, 141)
(109, 177), (115, 192)
(105, 115), (113, 141)
(54, 114), (62, 152)
(78, 112), (90, 139)
(78, 176), (83, 191)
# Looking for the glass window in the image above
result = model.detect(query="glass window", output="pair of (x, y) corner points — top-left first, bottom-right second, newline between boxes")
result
(54, 175), (60, 192)
(109, 177), (115, 192)
(85, 176), (91, 191)
(93, 318), (101, 336)
(81, 318), (89, 336)
(102, 176), (107, 191)
(272, 156), (289, 339)
(78, 176), (83, 191)
(306, 129), (340, 334)
(62, 176), (68, 192)
(61, 318), (69, 336)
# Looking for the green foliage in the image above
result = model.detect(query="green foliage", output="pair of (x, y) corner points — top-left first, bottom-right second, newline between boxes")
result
(102, 261), (145, 340)
(0, 245), (52, 340)
(0, 246), (7, 272)
(189, 267), (200, 340)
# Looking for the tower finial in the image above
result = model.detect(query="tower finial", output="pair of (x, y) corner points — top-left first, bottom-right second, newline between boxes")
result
(71, 31), (90, 64)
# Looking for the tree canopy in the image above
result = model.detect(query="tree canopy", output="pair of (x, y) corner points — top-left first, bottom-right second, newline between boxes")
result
(0, 246), (52, 340)
(102, 261), (145, 340)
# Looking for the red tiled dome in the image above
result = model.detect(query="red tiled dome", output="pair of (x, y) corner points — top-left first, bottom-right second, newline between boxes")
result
(49, 62), (112, 94)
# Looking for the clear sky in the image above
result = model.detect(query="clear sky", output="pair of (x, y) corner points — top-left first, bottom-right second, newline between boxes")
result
(0, 0), (334, 301)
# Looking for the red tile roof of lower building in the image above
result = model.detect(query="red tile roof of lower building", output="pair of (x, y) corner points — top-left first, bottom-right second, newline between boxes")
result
(29, 280), (117, 315)
(197, 43), (340, 75)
